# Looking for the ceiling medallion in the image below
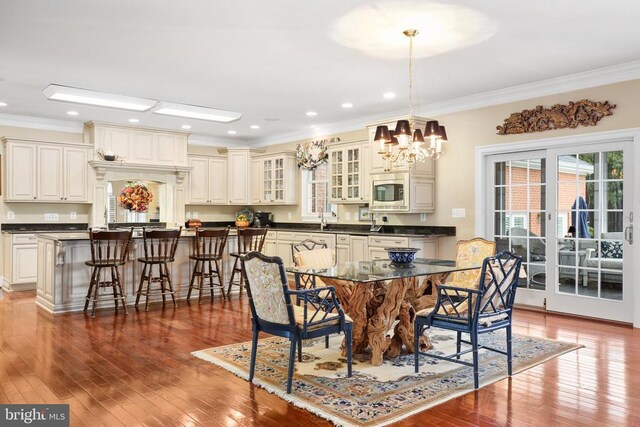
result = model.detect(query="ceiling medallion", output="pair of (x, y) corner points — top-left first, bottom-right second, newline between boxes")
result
(374, 30), (448, 166)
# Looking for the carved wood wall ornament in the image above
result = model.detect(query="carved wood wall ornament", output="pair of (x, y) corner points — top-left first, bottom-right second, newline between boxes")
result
(496, 99), (616, 135)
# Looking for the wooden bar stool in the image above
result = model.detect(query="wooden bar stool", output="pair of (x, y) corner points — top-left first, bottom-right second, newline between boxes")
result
(227, 227), (268, 297)
(84, 228), (134, 318)
(188, 227), (230, 303)
(135, 227), (182, 311)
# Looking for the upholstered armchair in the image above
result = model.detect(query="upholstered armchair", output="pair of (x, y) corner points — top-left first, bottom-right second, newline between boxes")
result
(414, 251), (523, 389)
(241, 251), (352, 394)
(291, 239), (338, 312)
(582, 232), (623, 286)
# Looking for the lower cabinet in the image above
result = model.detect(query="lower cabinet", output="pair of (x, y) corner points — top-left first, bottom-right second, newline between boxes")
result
(336, 234), (350, 264)
(3, 233), (38, 291)
(350, 236), (369, 262)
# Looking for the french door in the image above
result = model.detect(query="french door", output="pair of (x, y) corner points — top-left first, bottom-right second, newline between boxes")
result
(486, 141), (634, 322)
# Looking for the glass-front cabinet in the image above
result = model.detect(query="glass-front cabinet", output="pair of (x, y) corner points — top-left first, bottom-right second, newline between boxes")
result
(329, 142), (368, 204)
(251, 152), (297, 205)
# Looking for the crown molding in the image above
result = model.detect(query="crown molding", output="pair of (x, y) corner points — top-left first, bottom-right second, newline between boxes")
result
(0, 113), (84, 133)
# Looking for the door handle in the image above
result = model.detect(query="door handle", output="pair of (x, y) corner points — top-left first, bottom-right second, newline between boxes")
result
(625, 224), (633, 245)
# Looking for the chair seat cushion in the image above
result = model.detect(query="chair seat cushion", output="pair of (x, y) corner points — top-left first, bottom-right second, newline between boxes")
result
(584, 258), (623, 269)
(292, 305), (351, 330)
(293, 248), (335, 269)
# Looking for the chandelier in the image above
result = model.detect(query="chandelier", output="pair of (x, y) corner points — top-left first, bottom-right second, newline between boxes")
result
(374, 29), (448, 165)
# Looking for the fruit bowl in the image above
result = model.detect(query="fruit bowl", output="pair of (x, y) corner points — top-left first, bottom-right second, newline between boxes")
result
(385, 247), (420, 266)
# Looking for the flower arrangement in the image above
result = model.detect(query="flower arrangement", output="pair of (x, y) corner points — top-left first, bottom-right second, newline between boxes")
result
(296, 139), (330, 170)
(118, 181), (153, 212)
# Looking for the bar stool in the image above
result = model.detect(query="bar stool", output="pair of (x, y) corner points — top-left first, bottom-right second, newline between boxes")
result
(227, 227), (268, 297)
(188, 227), (230, 303)
(84, 228), (134, 318)
(135, 227), (182, 311)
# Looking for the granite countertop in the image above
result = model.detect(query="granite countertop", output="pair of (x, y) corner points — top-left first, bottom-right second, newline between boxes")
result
(1, 223), (89, 234)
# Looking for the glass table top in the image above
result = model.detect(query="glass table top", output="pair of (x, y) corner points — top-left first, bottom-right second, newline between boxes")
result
(286, 258), (480, 283)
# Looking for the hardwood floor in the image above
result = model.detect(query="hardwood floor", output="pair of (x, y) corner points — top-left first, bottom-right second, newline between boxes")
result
(1, 290), (639, 426)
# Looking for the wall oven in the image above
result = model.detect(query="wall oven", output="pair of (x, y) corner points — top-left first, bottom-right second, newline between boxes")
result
(370, 173), (410, 212)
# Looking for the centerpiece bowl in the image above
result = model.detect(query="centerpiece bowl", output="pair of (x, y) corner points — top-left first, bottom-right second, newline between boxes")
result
(385, 247), (420, 266)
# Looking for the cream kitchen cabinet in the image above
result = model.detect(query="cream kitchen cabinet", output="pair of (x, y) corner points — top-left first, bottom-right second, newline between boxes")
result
(3, 139), (90, 203)
(336, 234), (350, 265)
(251, 153), (297, 205)
(329, 142), (367, 204)
(2, 233), (38, 291)
(187, 155), (227, 204)
(368, 235), (438, 260)
(227, 150), (251, 205)
(349, 235), (369, 262)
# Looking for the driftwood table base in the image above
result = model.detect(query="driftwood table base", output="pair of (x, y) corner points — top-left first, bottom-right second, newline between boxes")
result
(322, 276), (437, 366)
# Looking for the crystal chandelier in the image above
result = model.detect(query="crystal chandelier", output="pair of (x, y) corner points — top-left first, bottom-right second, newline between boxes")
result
(374, 30), (448, 165)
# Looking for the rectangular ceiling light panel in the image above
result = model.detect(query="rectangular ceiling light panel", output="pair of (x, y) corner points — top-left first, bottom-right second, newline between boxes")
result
(152, 101), (242, 123)
(43, 84), (157, 111)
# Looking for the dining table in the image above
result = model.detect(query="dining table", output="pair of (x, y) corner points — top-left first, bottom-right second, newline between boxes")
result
(287, 258), (481, 366)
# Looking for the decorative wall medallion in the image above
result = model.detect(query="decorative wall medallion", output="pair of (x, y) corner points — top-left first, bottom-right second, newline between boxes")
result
(497, 99), (616, 135)
(296, 139), (331, 170)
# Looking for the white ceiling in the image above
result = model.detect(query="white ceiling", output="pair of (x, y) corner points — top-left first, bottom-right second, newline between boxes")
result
(0, 0), (640, 146)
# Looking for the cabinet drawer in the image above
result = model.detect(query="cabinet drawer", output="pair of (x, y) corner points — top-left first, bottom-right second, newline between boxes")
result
(276, 231), (295, 241)
(368, 236), (409, 248)
(336, 234), (350, 244)
(12, 234), (37, 244)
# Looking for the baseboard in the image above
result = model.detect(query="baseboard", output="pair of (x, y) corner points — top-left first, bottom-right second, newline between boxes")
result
(2, 281), (37, 292)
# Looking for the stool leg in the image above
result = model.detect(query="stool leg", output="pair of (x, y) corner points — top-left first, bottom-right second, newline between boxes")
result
(111, 266), (120, 312)
(165, 262), (177, 307)
(84, 267), (97, 312)
(215, 258), (225, 300)
(159, 264), (167, 306)
(198, 261), (205, 305)
(187, 260), (198, 302)
(227, 257), (240, 297)
(135, 264), (147, 308)
(91, 267), (101, 318)
(114, 265), (128, 315)
(238, 263), (244, 297)
(144, 264), (152, 312)
(207, 260), (215, 302)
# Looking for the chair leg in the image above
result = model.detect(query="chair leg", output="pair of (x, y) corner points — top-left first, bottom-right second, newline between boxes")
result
(227, 257), (240, 296)
(111, 266), (119, 312)
(506, 324), (513, 376)
(135, 264), (147, 308)
(114, 266), (128, 315)
(249, 328), (259, 382)
(198, 261), (205, 305)
(325, 335), (329, 349)
(287, 337), (297, 394)
(165, 263), (177, 308)
(345, 326), (353, 378)
(414, 322), (421, 373)
(216, 258), (226, 300)
(187, 260), (198, 302)
(456, 331), (462, 359)
(159, 264), (167, 306)
(471, 332), (479, 389)
(84, 267), (97, 312)
(91, 267), (101, 318)
(207, 260), (215, 302)
(297, 338), (303, 362)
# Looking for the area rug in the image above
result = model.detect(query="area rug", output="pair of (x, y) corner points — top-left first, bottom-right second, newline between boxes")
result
(192, 331), (581, 427)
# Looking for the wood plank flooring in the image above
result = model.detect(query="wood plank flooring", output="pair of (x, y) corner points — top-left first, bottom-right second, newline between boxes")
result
(0, 290), (638, 426)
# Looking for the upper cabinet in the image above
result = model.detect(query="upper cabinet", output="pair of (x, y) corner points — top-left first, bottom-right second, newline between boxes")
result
(367, 117), (435, 178)
(227, 150), (251, 205)
(3, 138), (91, 203)
(328, 140), (369, 204)
(85, 122), (188, 167)
(251, 153), (297, 205)
(187, 155), (227, 205)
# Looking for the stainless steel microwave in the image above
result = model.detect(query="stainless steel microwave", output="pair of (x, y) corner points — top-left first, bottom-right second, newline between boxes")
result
(370, 173), (410, 212)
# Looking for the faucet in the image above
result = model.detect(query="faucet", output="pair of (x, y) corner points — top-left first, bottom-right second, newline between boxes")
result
(319, 207), (327, 231)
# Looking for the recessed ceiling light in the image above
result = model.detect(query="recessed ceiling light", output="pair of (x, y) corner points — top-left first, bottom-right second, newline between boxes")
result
(341, 102), (353, 108)
(228, 130), (237, 135)
(128, 118), (140, 123)
(42, 84), (157, 111)
(264, 118), (279, 122)
(152, 101), (242, 123)
(310, 125), (317, 128)
(306, 111), (318, 117)
(0, 102), (7, 107)
(181, 125), (191, 130)
(66, 111), (79, 116)
(250, 125), (260, 129)
(383, 92), (396, 99)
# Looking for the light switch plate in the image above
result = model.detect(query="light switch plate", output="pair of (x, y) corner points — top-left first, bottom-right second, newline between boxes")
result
(7, 211), (15, 220)
(70, 211), (77, 220)
(288, 212), (292, 220)
(420, 213), (427, 221)
(345, 212), (351, 220)
(452, 208), (466, 218)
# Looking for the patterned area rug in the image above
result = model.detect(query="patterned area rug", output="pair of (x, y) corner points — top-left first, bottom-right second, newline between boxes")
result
(192, 331), (581, 427)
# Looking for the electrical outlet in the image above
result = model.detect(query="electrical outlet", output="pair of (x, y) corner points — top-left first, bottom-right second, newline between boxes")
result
(452, 208), (466, 218)
(288, 212), (292, 220)
(420, 213), (427, 222)
(382, 215), (388, 223)
(44, 213), (59, 221)
(7, 211), (15, 220)
(70, 211), (77, 220)
(345, 212), (351, 220)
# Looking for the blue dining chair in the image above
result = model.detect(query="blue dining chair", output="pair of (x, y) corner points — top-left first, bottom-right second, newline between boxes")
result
(240, 251), (353, 394)
(414, 251), (522, 389)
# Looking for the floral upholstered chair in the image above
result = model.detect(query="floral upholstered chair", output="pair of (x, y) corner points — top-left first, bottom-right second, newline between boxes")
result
(447, 238), (497, 289)
(241, 251), (352, 394)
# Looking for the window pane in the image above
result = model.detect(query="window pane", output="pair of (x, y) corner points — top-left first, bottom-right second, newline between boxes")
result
(605, 151), (623, 179)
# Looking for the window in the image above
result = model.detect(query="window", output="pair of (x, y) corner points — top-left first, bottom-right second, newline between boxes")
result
(301, 163), (337, 221)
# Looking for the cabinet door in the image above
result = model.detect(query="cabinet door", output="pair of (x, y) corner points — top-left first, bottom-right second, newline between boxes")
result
(263, 239), (277, 257)
(104, 128), (131, 159)
(132, 131), (155, 163)
(64, 147), (89, 202)
(188, 157), (210, 204)
(250, 158), (263, 204)
(329, 149), (344, 202)
(273, 157), (285, 202)
(37, 145), (64, 201)
(6, 142), (37, 200)
(410, 180), (435, 212)
(276, 241), (294, 267)
(369, 129), (390, 174)
(262, 158), (273, 202)
(156, 133), (178, 164)
(336, 245), (350, 265)
(350, 236), (369, 262)
(369, 247), (388, 261)
(12, 245), (38, 284)
(209, 158), (228, 204)
(228, 152), (250, 204)
(345, 146), (361, 201)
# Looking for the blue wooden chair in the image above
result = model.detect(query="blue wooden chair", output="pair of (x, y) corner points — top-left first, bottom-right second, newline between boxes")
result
(414, 250), (522, 389)
(240, 251), (353, 394)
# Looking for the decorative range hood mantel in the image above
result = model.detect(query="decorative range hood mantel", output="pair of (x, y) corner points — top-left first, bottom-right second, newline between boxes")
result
(89, 160), (192, 183)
